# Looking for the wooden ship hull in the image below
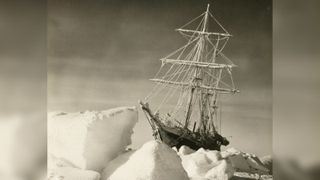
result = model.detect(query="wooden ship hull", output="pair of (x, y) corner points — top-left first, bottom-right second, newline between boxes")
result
(156, 124), (229, 151)
(140, 101), (229, 151)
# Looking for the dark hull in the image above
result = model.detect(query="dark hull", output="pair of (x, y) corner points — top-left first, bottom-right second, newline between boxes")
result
(140, 101), (229, 151)
(154, 123), (229, 151)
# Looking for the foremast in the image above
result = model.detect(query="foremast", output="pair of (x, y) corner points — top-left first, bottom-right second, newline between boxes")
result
(144, 4), (239, 136)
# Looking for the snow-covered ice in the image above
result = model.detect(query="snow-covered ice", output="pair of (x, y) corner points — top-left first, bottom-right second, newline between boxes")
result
(178, 146), (270, 179)
(179, 147), (234, 179)
(48, 106), (138, 171)
(48, 167), (100, 180)
(178, 145), (195, 156)
(102, 140), (189, 180)
(221, 147), (269, 174)
(47, 106), (271, 180)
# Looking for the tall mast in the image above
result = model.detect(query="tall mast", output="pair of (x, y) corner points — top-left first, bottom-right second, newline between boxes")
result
(202, 4), (210, 32)
(184, 4), (210, 129)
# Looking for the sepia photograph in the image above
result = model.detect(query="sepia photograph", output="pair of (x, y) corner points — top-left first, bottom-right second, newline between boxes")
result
(0, 0), (319, 180)
(48, 0), (272, 179)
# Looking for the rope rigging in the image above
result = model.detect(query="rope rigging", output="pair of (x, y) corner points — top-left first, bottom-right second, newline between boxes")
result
(143, 4), (239, 131)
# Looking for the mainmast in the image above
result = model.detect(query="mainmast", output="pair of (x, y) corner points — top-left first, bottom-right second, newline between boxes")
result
(203, 4), (210, 32)
(146, 4), (239, 134)
(184, 4), (210, 129)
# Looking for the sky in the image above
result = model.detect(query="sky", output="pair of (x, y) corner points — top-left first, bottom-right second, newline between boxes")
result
(48, 0), (272, 156)
(0, 0), (46, 115)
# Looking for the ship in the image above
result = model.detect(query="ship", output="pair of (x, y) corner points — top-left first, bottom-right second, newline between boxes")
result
(140, 4), (239, 151)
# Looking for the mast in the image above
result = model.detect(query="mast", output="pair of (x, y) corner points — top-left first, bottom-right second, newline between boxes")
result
(145, 4), (239, 133)
(203, 4), (210, 32)
(184, 4), (210, 129)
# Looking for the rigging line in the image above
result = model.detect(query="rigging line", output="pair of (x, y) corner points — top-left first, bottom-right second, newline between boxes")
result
(180, 53), (198, 83)
(179, 39), (203, 126)
(178, 39), (202, 82)
(205, 35), (224, 63)
(228, 68), (235, 88)
(160, 63), (186, 81)
(219, 52), (235, 65)
(170, 42), (202, 118)
(216, 37), (229, 54)
(154, 19), (206, 113)
(147, 54), (188, 100)
(203, 70), (232, 88)
(206, 36), (234, 66)
(146, 63), (177, 100)
(149, 64), (181, 100)
(177, 17), (206, 59)
(160, 68), (190, 79)
(218, 71), (229, 85)
(179, 31), (192, 41)
(203, 68), (229, 86)
(181, 15), (206, 38)
(163, 36), (200, 60)
(171, 87), (184, 111)
(172, 88), (189, 119)
(156, 64), (189, 112)
(165, 44), (195, 81)
(208, 11), (230, 34)
(174, 67), (194, 120)
(155, 62), (189, 108)
(152, 64), (185, 100)
(179, 12), (206, 30)
(171, 87), (188, 120)
(204, 40), (216, 60)
(205, 35), (230, 61)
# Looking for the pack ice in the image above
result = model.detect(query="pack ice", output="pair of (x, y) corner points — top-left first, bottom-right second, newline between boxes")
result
(179, 147), (234, 179)
(48, 106), (271, 180)
(48, 106), (138, 172)
(102, 141), (189, 180)
(178, 146), (270, 179)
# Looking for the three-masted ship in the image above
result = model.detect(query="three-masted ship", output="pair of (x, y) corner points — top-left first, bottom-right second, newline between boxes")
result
(140, 4), (239, 151)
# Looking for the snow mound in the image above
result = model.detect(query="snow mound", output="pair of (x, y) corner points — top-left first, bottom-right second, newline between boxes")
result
(178, 145), (196, 155)
(48, 167), (100, 180)
(48, 106), (138, 171)
(180, 147), (234, 179)
(179, 147), (270, 179)
(102, 140), (189, 180)
(260, 155), (272, 174)
(221, 148), (269, 174)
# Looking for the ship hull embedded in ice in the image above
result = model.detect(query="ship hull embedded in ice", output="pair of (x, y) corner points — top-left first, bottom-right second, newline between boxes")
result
(155, 124), (229, 151)
(140, 101), (229, 151)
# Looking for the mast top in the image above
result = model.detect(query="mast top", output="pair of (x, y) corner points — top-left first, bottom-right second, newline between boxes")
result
(206, 4), (210, 13)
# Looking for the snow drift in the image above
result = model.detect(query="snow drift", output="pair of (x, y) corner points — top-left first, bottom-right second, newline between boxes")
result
(102, 140), (189, 180)
(179, 147), (234, 179)
(178, 146), (270, 179)
(48, 167), (100, 180)
(221, 147), (270, 174)
(48, 106), (138, 172)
